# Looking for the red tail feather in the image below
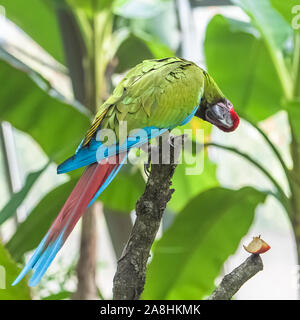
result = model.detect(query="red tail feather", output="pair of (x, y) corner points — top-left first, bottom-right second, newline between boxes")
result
(46, 154), (125, 247)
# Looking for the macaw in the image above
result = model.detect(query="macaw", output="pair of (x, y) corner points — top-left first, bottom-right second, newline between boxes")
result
(13, 57), (239, 286)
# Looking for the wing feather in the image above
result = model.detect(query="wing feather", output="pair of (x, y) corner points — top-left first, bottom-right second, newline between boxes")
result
(66, 57), (205, 166)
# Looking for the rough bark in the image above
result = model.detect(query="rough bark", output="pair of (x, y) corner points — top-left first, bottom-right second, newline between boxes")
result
(112, 135), (185, 300)
(208, 254), (264, 300)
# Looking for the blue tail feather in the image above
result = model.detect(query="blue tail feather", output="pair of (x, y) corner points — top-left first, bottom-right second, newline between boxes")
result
(28, 232), (64, 286)
(88, 155), (127, 208)
(12, 233), (50, 286)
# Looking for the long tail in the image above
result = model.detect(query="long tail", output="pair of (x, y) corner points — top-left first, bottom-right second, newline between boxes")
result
(13, 153), (127, 286)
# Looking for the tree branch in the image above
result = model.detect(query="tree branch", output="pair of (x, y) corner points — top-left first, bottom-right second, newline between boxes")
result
(72, 205), (99, 300)
(56, 5), (87, 105)
(112, 135), (185, 300)
(208, 254), (264, 300)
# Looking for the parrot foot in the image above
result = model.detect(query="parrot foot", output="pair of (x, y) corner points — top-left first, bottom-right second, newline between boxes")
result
(141, 133), (188, 177)
(140, 142), (152, 177)
(167, 133), (188, 148)
(142, 134), (188, 176)
(144, 162), (151, 177)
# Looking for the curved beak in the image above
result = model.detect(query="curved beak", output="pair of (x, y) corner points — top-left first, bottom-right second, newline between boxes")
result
(205, 100), (239, 132)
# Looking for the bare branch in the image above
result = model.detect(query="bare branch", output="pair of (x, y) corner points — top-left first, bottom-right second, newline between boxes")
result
(208, 254), (264, 300)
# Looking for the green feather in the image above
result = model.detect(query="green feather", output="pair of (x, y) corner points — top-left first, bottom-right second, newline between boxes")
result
(83, 57), (225, 145)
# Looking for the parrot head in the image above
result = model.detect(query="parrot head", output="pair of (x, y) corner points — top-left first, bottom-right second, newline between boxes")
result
(196, 70), (240, 132)
(203, 99), (239, 132)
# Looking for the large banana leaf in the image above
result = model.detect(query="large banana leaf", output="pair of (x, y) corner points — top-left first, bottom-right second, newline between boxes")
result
(228, 1), (300, 142)
(0, 0), (64, 63)
(143, 187), (266, 299)
(0, 241), (31, 299)
(169, 152), (219, 213)
(100, 165), (145, 212)
(0, 52), (90, 164)
(204, 14), (284, 122)
(232, 0), (293, 100)
(271, 0), (299, 25)
(232, 0), (292, 50)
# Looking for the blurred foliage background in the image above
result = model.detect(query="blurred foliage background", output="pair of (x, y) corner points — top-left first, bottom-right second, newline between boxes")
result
(0, 0), (298, 300)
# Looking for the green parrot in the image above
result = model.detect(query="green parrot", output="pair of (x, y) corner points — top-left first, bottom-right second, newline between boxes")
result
(13, 57), (239, 286)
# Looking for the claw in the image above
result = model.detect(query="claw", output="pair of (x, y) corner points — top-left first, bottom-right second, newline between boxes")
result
(144, 148), (152, 177)
(144, 162), (150, 177)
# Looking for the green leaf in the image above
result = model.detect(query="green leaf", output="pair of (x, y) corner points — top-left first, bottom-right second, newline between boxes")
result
(233, 0), (292, 50)
(6, 179), (77, 261)
(100, 166), (145, 212)
(134, 31), (174, 59)
(0, 241), (31, 299)
(0, 162), (49, 225)
(204, 14), (284, 121)
(115, 30), (174, 75)
(113, 0), (169, 19)
(271, 0), (299, 25)
(168, 152), (219, 213)
(128, 0), (179, 52)
(115, 33), (153, 73)
(115, 0), (177, 72)
(67, 0), (112, 10)
(66, 0), (116, 18)
(232, 0), (293, 99)
(0, 53), (90, 164)
(0, 0), (65, 63)
(286, 100), (300, 141)
(143, 187), (266, 299)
